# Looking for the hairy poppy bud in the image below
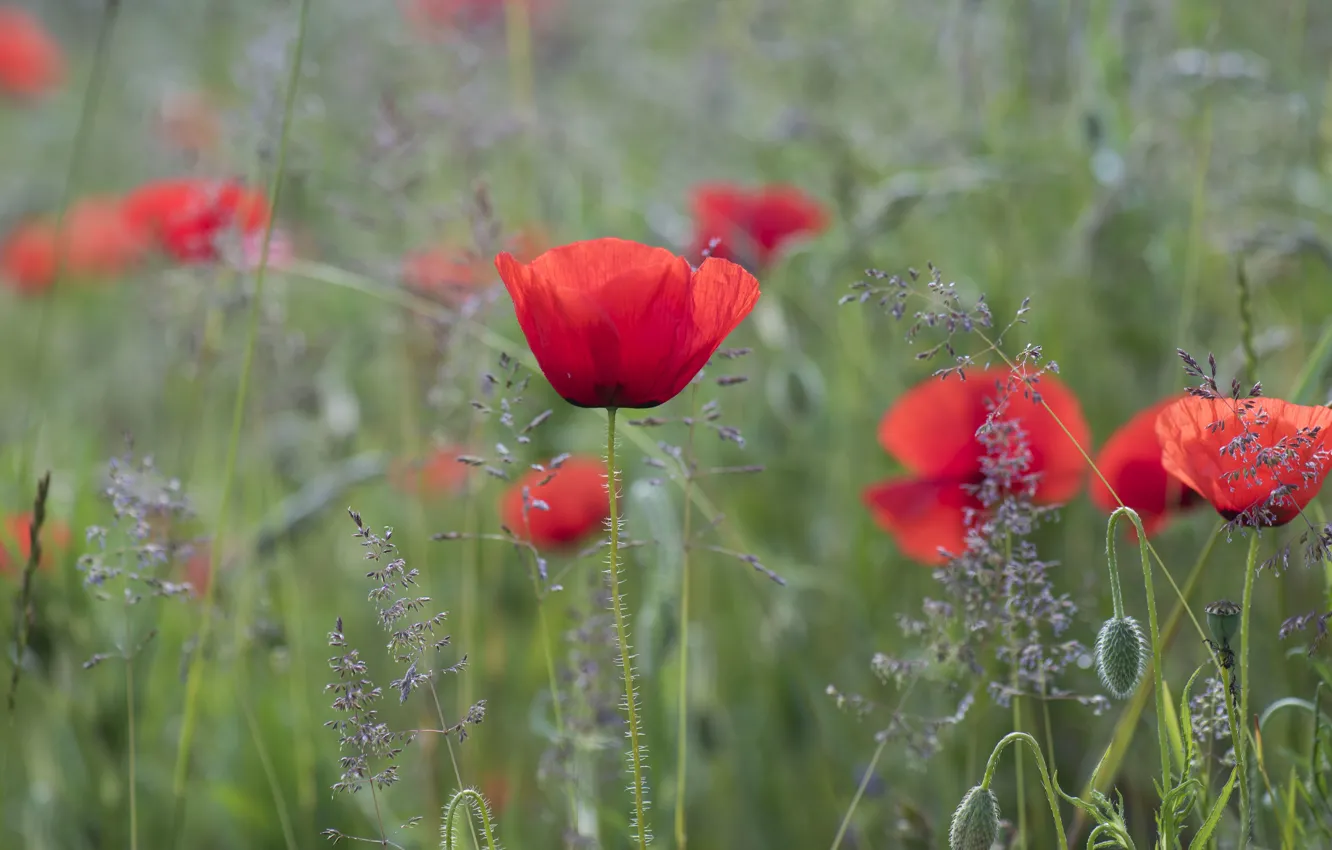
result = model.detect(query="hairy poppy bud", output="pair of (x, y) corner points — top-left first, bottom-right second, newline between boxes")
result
(1204, 599), (1241, 649)
(949, 785), (1000, 850)
(1095, 616), (1147, 699)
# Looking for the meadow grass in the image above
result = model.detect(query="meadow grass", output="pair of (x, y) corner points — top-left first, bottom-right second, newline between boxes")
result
(4, 0), (1332, 848)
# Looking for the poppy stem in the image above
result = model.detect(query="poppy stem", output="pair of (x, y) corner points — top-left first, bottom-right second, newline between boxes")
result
(606, 408), (651, 850)
(1120, 507), (1174, 792)
(675, 384), (700, 850)
(1103, 508), (1132, 621)
(1237, 531), (1261, 843)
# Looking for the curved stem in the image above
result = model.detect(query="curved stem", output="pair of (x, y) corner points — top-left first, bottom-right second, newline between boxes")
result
(442, 789), (500, 850)
(1118, 506), (1174, 789)
(1238, 531), (1260, 845)
(979, 732), (1069, 850)
(1103, 508), (1133, 621)
(170, 0), (313, 820)
(607, 408), (650, 850)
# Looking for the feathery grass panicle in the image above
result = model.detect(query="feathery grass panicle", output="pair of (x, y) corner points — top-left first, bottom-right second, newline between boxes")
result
(322, 509), (481, 847)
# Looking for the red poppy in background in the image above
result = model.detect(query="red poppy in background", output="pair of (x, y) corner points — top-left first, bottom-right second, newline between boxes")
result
(0, 512), (72, 575)
(158, 90), (222, 157)
(495, 237), (760, 409)
(121, 178), (270, 263)
(390, 446), (471, 497)
(862, 368), (1091, 564)
(405, 229), (545, 304)
(1, 197), (148, 295)
(500, 456), (608, 549)
(1090, 395), (1204, 538)
(0, 6), (63, 99)
(1156, 395), (1332, 526)
(400, 0), (547, 33)
(690, 183), (827, 269)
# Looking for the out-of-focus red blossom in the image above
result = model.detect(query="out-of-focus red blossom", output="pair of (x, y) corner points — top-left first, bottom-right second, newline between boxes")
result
(481, 772), (510, 815)
(862, 368), (1091, 565)
(1090, 395), (1204, 538)
(399, 0), (548, 33)
(689, 183), (827, 269)
(404, 228), (545, 304)
(0, 512), (72, 575)
(159, 90), (222, 157)
(183, 547), (212, 598)
(121, 178), (270, 263)
(0, 6), (63, 100)
(500, 457), (608, 549)
(495, 237), (760, 409)
(1156, 395), (1332, 526)
(1, 198), (149, 295)
(390, 446), (471, 497)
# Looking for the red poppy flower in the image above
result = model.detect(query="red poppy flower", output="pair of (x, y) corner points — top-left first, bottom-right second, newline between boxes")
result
(403, 249), (483, 304)
(1, 197), (148, 295)
(500, 456), (608, 549)
(1090, 395), (1205, 538)
(390, 446), (471, 497)
(862, 368), (1091, 564)
(495, 237), (760, 409)
(0, 512), (72, 575)
(690, 183), (827, 268)
(1155, 395), (1332, 526)
(400, 0), (547, 33)
(121, 178), (270, 263)
(0, 7), (63, 100)
(158, 90), (222, 156)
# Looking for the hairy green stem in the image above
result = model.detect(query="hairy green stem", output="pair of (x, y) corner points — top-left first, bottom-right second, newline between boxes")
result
(607, 408), (650, 850)
(980, 732), (1069, 850)
(442, 789), (500, 850)
(1238, 531), (1260, 844)
(1109, 507), (1172, 786)
(170, 0), (313, 827)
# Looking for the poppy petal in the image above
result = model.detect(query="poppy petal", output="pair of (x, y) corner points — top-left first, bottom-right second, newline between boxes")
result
(863, 478), (972, 565)
(1090, 395), (1201, 536)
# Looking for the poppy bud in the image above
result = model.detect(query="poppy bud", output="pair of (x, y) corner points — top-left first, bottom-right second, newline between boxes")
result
(949, 785), (999, 850)
(1095, 616), (1147, 699)
(1204, 600), (1241, 648)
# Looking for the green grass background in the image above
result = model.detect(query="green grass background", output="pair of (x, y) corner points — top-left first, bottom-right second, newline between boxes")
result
(3, 0), (1332, 847)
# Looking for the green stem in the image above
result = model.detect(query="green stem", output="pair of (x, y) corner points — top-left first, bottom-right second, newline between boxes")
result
(442, 789), (500, 850)
(170, 0), (313, 824)
(1238, 531), (1261, 845)
(980, 732), (1069, 850)
(1111, 507), (1173, 787)
(1103, 509), (1130, 621)
(1012, 695), (1027, 848)
(675, 384), (700, 849)
(1236, 260), (1258, 386)
(126, 652), (137, 850)
(827, 737), (887, 850)
(607, 408), (650, 850)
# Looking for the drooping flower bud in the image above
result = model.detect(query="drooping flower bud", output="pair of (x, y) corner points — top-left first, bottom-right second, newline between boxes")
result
(1095, 615), (1147, 699)
(1204, 599), (1241, 649)
(949, 784), (1000, 850)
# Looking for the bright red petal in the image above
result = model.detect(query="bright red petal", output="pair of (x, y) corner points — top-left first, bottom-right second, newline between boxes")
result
(497, 238), (758, 408)
(500, 457), (608, 549)
(1157, 396), (1332, 525)
(1090, 395), (1201, 535)
(863, 478), (974, 565)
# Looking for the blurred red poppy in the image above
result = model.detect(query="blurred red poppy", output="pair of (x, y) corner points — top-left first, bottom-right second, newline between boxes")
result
(405, 229), (545, 305)
(0, 512), (72, 575)
(0, 6), (63, 99)
(1090, 395), (1204, 538)
(495, 237), (760, 408)
(183, 547), (212, 598)
(400, 0), (546, 33)
(1156, 395), (1332, 526)
(1, 197), (148, 295)
(690, 183), (827, 269)
(159, 90), (222, 157)
(121, 178), (270, 263)
(862, 368), (1091, 564)
(390, 446), (471, 497)
(500, 456), (608, 549)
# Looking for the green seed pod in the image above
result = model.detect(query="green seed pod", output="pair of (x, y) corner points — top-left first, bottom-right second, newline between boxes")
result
(949, 785), (1000, 850)
(1095, 616), (1147, 700)
(1205, 600), (1241, 649)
